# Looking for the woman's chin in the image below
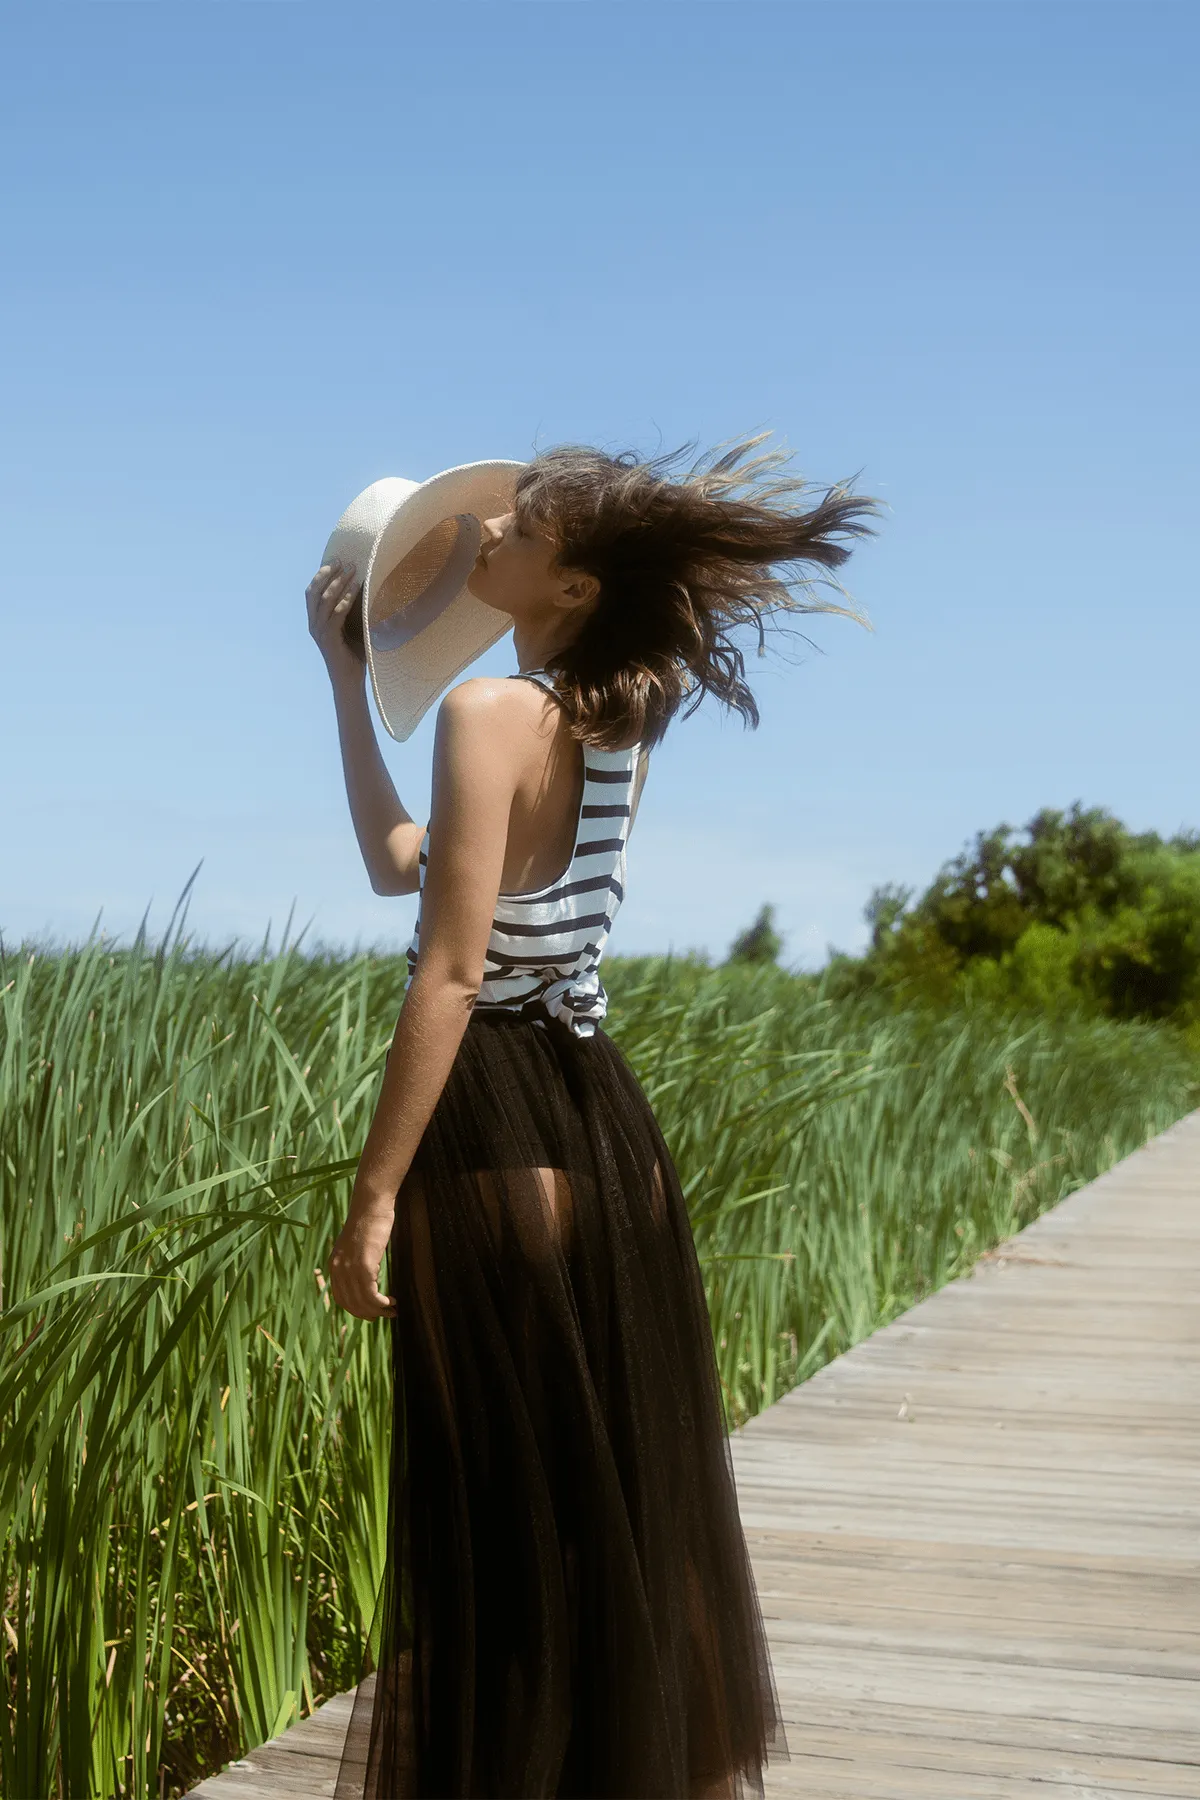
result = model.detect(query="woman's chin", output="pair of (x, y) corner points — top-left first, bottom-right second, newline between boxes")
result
(467, 577), (514, 619)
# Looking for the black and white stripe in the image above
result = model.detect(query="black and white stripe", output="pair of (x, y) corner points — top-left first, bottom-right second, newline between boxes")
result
(404, 669), (640, 1038)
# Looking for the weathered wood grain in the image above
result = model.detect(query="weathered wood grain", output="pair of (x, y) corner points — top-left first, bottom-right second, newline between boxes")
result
(186, 1110), (1200, 1798)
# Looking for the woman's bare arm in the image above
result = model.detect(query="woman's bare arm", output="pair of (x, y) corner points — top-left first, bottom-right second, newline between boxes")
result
(326, 676), (524, 1319)
(327, 666), (426, 895)
(306, 557), (426, 896)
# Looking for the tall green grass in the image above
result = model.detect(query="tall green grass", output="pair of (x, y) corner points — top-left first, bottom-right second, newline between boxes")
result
(2, 933), (1195, 1798)
(605, 956), (1198, 1419)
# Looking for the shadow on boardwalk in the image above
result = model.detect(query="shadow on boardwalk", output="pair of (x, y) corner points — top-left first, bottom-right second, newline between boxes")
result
(188, 1112), (1200, 1799)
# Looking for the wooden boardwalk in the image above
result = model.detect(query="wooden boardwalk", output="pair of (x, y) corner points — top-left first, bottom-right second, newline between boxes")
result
(186, 1111), (1200, 1799)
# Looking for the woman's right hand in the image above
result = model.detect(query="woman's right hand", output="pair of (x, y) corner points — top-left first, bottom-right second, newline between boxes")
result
(306, 557), (364, 682)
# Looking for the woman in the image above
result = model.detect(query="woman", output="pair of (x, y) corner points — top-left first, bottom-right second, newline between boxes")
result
(313, 435), (876, 1799)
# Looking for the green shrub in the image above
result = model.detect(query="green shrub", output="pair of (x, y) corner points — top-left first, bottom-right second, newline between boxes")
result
(864, 803), (1200, 1024)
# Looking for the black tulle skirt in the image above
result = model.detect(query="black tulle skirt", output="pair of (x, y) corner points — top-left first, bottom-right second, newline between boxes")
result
(334, 1003), (787, 1799)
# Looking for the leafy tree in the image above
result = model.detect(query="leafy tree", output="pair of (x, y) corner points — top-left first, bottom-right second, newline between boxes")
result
(863, 804), (1200, 1025)
(727, 903), (784, 965)
(864, 883), (913, 953)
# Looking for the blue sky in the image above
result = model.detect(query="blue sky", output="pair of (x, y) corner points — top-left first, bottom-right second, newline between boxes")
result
(3, 3), (1196, 968)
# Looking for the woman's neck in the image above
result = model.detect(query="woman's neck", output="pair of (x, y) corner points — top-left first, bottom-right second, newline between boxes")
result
(512, 619), (582, 676)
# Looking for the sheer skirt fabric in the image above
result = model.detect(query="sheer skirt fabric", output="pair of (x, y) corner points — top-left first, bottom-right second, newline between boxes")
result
(335, 1008), (787, 1799)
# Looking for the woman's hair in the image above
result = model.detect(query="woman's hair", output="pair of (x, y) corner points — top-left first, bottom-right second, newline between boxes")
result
(513, 432), (882, 749)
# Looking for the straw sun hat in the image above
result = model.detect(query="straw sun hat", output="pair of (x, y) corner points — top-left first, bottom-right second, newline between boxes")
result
(321, 460), (526, 740)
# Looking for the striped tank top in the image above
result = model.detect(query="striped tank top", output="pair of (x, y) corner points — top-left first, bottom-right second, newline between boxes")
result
(404, 668), (641, 1038)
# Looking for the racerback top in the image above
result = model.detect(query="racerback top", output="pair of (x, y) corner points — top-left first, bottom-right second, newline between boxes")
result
(403, 668), (642, 1038)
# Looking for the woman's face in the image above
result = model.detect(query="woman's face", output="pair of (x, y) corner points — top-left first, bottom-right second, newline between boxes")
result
(467, 510), (593, 621)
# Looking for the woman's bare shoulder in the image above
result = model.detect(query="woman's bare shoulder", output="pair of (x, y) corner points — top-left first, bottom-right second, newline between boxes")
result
(439, 674), (552, 723)
(436, 677), (559, 764)
(440, 676), (648, 755)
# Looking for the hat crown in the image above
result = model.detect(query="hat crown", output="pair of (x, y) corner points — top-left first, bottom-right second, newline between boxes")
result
(322, 479), (420, 566)
(319, 459), (525, 741)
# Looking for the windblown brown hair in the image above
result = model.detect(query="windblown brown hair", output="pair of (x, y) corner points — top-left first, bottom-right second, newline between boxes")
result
(512, 432), (882, 750)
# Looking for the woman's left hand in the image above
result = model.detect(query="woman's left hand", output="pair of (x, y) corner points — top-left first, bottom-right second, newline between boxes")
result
(327, 1195), (399, 1321)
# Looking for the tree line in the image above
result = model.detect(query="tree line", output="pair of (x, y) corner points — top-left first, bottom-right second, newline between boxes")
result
(728, 805), (1200, 1032)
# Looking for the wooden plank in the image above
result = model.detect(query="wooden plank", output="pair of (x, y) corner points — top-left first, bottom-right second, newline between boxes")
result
(184, 1110), (1200, 1797)
(730, 1111), (1200, 1797)
(773, 1696), (1200, 1769)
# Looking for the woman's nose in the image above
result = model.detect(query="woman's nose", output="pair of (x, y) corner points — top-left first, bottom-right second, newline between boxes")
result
(480, 513), (507, 547)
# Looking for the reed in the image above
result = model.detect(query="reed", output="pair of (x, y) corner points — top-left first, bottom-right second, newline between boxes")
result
(2, 932), (1194, 1796)
(604, 955), (1198, 1422)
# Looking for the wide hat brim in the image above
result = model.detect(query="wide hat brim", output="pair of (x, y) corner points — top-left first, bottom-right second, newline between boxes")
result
(322, 460), (526, 740)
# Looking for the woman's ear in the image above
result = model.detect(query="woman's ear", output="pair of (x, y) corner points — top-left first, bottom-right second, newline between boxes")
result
(557, 568), (600, 610)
